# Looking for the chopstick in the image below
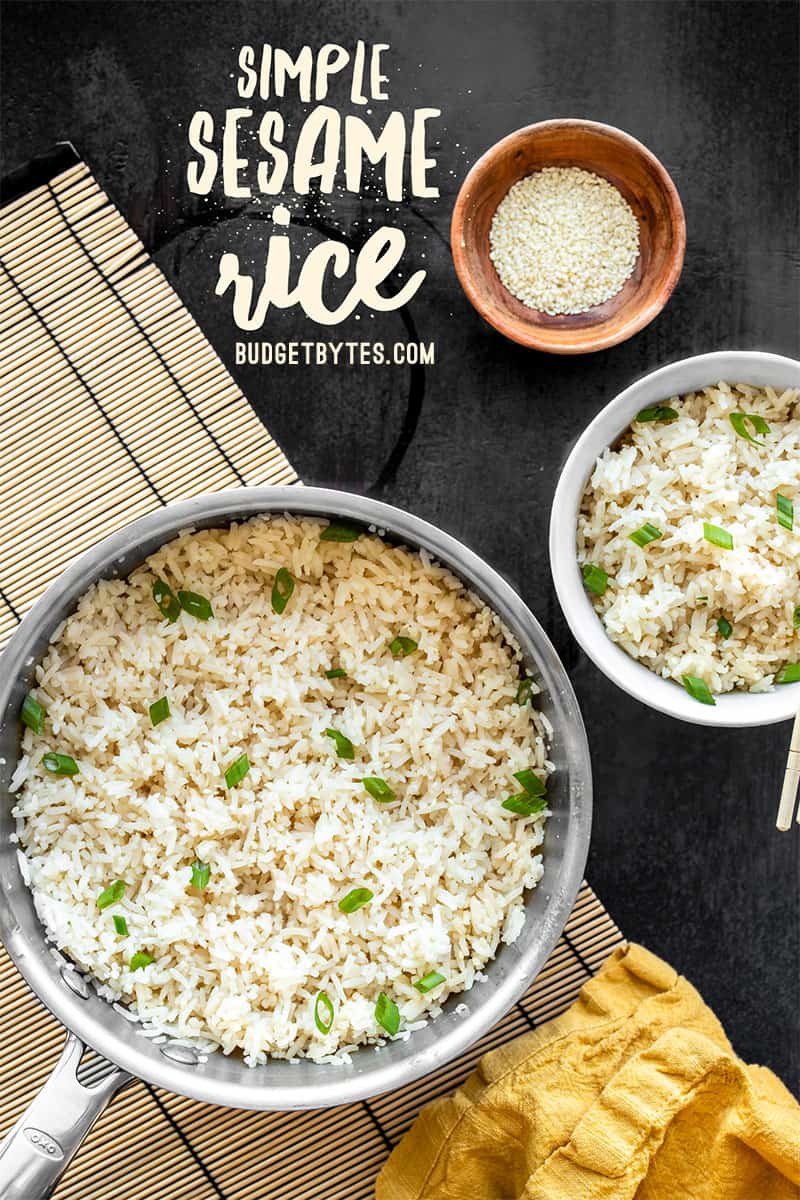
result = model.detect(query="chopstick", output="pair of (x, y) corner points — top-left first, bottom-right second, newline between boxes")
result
(777, 703), (800, 831)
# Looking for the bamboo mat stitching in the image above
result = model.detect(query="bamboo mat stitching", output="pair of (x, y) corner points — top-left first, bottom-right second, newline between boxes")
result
(0, 256), (166, 503)
(562, 930), (595, 975)
(144, 1082), (228, 1200)
(45, 181), (247, 487)
(516, 1000), (537, 1030)
(362, 1100), (395, 1154)
(0, 583), (20, 621)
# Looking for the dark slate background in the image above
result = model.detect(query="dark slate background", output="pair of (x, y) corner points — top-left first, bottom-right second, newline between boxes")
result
(2, 1), (798, 1090)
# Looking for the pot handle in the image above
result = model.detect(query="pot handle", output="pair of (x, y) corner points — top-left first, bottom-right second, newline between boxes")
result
(0, 1032), (130, 1200)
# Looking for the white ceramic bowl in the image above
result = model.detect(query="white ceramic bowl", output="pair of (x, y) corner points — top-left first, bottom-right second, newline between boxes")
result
(549, 350), (800, 727)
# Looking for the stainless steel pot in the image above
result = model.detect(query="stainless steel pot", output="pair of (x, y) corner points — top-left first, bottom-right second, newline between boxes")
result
(0, 487), (592, 1198)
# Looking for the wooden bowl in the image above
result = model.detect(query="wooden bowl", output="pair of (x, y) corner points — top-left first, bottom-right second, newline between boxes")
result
(451, 119), (686, 354)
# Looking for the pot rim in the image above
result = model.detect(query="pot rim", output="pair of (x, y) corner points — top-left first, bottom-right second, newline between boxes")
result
(0, 486), (592, 1109)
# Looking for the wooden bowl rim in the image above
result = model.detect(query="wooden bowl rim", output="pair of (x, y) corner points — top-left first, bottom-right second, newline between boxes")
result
(450, 118), (687, 355)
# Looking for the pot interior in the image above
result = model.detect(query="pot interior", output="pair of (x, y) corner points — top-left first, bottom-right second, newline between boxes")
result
(0, 488), (591, 1109)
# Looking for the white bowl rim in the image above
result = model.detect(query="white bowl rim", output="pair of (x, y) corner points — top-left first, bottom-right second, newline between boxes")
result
(549, 349), (800, 727)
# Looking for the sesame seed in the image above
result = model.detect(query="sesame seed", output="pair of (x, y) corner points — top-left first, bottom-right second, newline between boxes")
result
(488, 166), (640, 316)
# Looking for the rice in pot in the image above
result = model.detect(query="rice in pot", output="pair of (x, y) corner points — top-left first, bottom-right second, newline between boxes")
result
(13, 516), (551, 1063)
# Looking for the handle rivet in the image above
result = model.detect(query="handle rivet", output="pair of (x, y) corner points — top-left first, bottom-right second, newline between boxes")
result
(159, 1042), (200, 1065)
(60, 965), (90, 999)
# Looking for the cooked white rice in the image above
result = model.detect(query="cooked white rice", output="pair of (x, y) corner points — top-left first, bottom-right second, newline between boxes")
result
(578, 382), (800, 694)
(13, 516), (550, 1063)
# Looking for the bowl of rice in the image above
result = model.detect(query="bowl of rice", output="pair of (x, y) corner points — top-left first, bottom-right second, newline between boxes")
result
(550, 351), (800, 726)
(451, 118), (685, 354)
(0, 488), (591, 1114)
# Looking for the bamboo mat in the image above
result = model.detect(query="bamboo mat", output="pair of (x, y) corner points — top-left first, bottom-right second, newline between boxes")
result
(0, 145), (297, 650)
(0, 149), (624, 1198)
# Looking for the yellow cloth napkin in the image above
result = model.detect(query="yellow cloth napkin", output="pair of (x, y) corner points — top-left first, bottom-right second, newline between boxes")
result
(377, 944), (800, 1200)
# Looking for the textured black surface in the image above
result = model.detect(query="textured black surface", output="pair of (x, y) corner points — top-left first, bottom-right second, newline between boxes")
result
(2, 0), (798, 1090)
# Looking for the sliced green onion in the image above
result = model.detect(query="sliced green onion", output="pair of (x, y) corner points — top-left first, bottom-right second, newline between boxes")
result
(325, 667), (347, 679)
(629, 523), (663, 548)
(320, 523), (361, 543)
(113, 915), (129, 936)
(793, 606), (800, 630)
(272, 567), (295, 614)
(362, 777), (395, 803)
(178, 590), (213, 620)
(716, 616), (733, 639)
(515, 677), (533, 706)
(681, 674), (716, 705)
(338, 887), (373, 913)
(776, 663), (800, 685)
(21, 692), (45, 734)
(414, 971), (446, 994)
(149, 696), (170, 727)
(703, 523), (733, 550)
(581, 563), (609, 596)
(513, 768), (546, 797)
(325, 728), (355, 760)
(729, 412), (770, 446)
(636, 405), (679, 423)
(152, 578), (180, 622)
(502, 792), (547, 817)
(777, 494), (794, 531)
(43, 752), (79, 776)
(96, 880), (126, 910)
(130, 951), (155, 971)
(314, 990), (335, 1034)
(389, 635), (418, 658)
(224, 753), (250, 789)
(190, 859), (211, 890)
(696, 596), (709, 605)
(374, 992), (400, 1037)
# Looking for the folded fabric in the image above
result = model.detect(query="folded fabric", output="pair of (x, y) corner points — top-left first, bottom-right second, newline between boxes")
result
(376, 943), (800, 1200)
